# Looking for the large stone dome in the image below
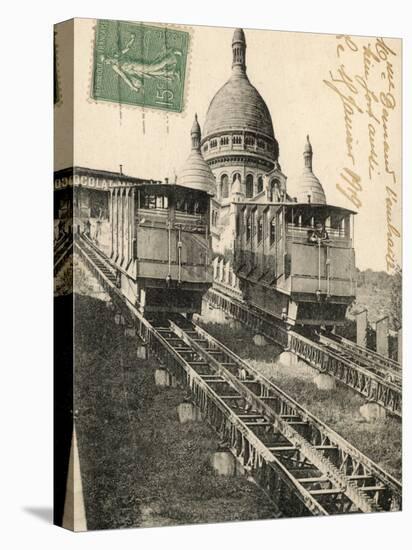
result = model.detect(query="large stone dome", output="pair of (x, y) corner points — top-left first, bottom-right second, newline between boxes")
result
(177, 115), (215, 195)
(201, 29), (278, 168)
(203, 77), (275, 140)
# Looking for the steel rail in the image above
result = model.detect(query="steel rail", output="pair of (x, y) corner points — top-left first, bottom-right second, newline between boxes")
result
(151, 323), (330, 516)
(74, 238), (326, 516)
(175, 325), (402, 512)
(205, 288), (402, 418)
(183, 320), (401, 510)
(74, 237), (401, 515)
(54, 235), (73, 275)
(318, 332), (401, 384)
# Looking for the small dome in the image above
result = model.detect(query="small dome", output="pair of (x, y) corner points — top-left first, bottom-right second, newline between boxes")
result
(294, 136), (326, 204)
(177, 115), (215, 195)
(296, 171), (327, 204)
(177, 152), (215, 195)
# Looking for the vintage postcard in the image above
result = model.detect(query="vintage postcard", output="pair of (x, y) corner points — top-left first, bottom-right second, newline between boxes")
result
(54, 19), (402, 531)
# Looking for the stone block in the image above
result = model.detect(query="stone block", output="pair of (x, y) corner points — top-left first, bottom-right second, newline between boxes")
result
(136, 345), (147, 360)
(211, 451), (236, 476)
(359, 402), (387, 422)
(154, 369), (170, 387)
(376, 317), (389, 357)
(275, 351), (297, 368)
(177, 402), (202, 423)
(314, 373), (336, 391)
(356, 310), (368, 348)
(253, 334), (267, 346)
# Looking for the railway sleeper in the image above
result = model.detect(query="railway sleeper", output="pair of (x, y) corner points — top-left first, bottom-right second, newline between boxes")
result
(73, 253), (402, 515)
(169, 321), (395, 514)
(207, 290), (401, 416)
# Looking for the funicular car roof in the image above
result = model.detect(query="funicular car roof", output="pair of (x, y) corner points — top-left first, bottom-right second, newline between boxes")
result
(237, 201), (356, 216)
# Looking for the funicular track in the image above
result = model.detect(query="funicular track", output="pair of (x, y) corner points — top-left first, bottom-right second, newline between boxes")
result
(318, 332), (401, 387)
(54, 234), (73, 275)
(75, 236), (402, 517)
(74, 235), (118, 286)
(205, 289), (402, 418)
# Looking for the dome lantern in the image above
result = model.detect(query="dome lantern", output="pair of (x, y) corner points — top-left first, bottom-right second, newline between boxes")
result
(303, 135), (313, 170)
(202, 28), (278, 164)
(191, 113), (201, 150)
(232, 28), (247, 75)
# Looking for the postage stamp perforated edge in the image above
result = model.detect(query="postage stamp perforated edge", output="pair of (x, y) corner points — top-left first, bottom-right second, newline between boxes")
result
(92, 20), (189, 111)
(87, 19), (194, 120)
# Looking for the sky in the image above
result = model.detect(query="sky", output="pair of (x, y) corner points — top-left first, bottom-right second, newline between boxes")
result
(55, 19), (402, 272)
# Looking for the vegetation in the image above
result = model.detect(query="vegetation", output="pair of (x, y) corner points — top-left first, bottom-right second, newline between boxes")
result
(351, 268), (402, 330)
(390, 266), (402, 331)
(198, 320), (402, 481)
(334, 268), (402, 359)
(74, 292), (277, 530)
(71, 258), (402, 531)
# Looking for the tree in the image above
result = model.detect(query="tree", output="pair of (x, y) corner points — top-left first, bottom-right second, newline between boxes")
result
(390, 266), (402, 330)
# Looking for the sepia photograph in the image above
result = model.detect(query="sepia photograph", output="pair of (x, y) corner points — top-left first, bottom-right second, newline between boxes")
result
(53, 18), (403, 532)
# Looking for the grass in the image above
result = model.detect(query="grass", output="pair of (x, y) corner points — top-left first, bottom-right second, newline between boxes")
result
(73, 285), (278, 530)
(71, 257), (401, 531)
(198, 319), (402, 481)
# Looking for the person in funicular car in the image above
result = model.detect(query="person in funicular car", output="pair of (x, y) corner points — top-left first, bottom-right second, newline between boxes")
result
(308, 221), (329, 244)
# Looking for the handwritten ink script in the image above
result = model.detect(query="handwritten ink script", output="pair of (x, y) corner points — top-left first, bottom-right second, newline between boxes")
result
(324, 35), (400, 272)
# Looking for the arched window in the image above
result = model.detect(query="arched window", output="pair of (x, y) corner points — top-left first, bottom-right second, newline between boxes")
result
(221, 174), (229, 199)
(257, 176), (263, 194)
(246, 174), (254, 198)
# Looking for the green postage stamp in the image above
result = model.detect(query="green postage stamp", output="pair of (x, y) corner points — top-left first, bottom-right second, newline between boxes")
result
(92, 20), (189, 112)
